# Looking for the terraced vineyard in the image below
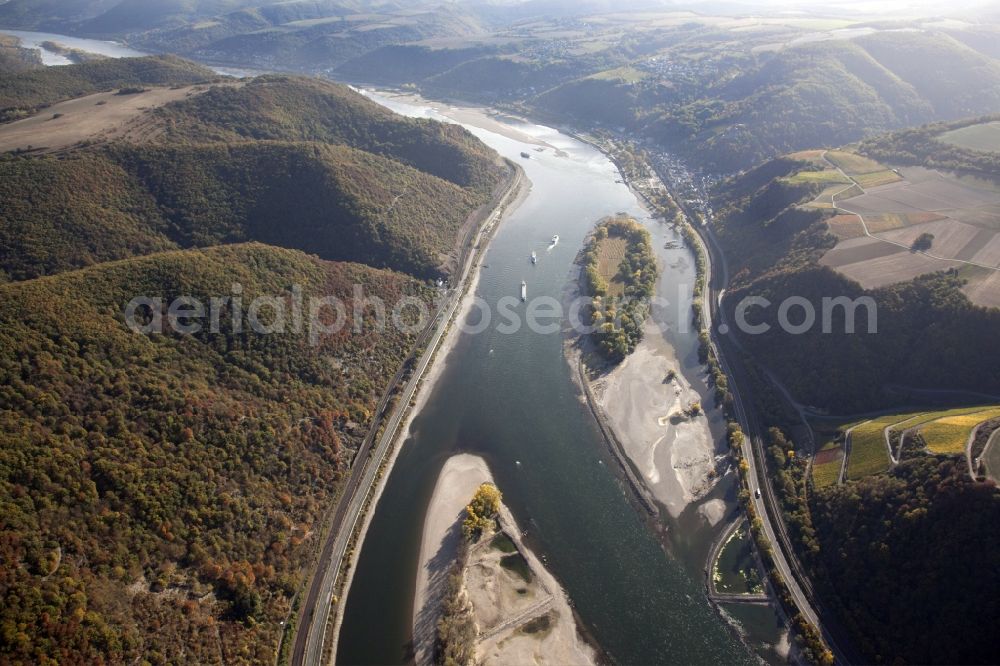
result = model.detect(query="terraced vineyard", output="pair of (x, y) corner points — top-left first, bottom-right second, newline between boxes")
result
(808, 418), (864, 487)
(825, 150), (902, 189)
(918, 407), (1000, 454)
(840, 405), (1000, 481)
(846, 415), (911, 479)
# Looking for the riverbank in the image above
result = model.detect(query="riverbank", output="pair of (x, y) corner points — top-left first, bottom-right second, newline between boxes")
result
(413, 454), (596, 666)
(321, 163), (528, 662)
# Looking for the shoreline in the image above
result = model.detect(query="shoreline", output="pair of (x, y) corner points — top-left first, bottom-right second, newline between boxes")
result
(562, 210), (724, 523)
(412, 454), (597, 666)
(324, 160), (529, 662)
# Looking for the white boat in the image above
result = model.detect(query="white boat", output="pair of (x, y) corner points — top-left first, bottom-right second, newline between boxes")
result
(531, 251), (537, 264)
(551, 234), (559, 244)
(520, 280), (527, 301)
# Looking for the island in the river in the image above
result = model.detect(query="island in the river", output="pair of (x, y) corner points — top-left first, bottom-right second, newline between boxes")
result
(413, 455), (596, 666)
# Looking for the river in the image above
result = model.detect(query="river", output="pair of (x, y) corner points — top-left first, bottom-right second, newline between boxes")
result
(336, 92), (775, 665)
(0, 29), (784, 663)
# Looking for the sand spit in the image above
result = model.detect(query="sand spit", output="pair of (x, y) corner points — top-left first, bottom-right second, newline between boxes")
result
(413, 454), (596, 666)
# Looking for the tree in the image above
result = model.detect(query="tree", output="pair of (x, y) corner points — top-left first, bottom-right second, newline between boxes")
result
(911, 232), (934, 252)
(461, 483), (502, 541)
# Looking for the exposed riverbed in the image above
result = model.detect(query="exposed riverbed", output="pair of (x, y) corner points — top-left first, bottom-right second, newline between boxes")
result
(336, 92), (760, 665)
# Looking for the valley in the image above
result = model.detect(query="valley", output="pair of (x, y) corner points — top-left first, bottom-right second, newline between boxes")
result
(2, 4), (1000, 666)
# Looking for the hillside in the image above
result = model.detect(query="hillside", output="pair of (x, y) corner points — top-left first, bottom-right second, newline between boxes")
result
(0, 72), (508, 282)
(809, 458), (999, 664)
(146, 76), (504, 193)
(0, 56), (509, 663)
(0, 54), (218, 121)
(710, 151), (1000, 413)
(711, 144), (1000, 665)
(0, 141), (487, 281)
(0, 243), (434, 663)
(621, 30), (1000, 171)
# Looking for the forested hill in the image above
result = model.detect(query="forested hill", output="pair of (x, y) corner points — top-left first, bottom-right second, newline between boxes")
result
(0, 140), (489, 281)
(710, 152), (1000, 413)
(0, 54), (218, 121)
(0, 69), (508, 282)
(539, 30), (1000, 172)
(0, 243), (435, 663)
(147, 76), (503, 193)
(0, 57), (508, 663)
(810, 458), (1000, 664)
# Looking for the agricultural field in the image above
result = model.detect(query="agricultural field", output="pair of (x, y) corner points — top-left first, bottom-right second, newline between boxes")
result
(808, 417), (864, 486)
(785, 169), (850, 185)
(825, 213), (867, 239)
(825, 149), (902, 188)
(837, 406), (1000, 481)
(846, 415), (908, 479)
(984, 430), (1000, 483)
(589, 66), (648, 83)
(817, 164), (1000, 308)
(917, 407), (1000, 454)
(595, 236), (628, 297)
(937, 121), (1000, 153)
(811, 445), (844, 487)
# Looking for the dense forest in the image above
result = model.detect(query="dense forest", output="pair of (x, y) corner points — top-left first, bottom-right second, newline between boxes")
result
(580, 216), (658, 362)
(0, 244), (434, 662)
(0, 57), (507, 663)
(810, 458), (999, 664)
(860, 114), (1000, 176)
(711, 156), (1000, 412)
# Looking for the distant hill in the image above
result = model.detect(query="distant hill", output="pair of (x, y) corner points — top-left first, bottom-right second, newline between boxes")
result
(553, 30), (1000, 171)
(0, 54), (218, 121)
(0, 73), (508, 282)
(148, 76), (504, 193)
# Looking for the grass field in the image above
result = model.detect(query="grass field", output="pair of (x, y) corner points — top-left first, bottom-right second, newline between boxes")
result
(886, 405), (996, 438)
(595, 237), (627, 297)
(786, 169), (851, 185)
(918, 407), (1000, 454)
(808, 417), (863, 486)
(590, 66), (648, 83)
(937, 121), (1000, 153)
(826, 150), (887, 175)
(854, 170), (903, 188)
(808, 183), (861, 209)
(984, 430), (1000, 483)
(812, 458), (843, 487)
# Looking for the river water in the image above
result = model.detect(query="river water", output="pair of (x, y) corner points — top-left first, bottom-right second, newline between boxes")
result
(0, 29), (781, 662)
(336, 93), (762, 665)
(0, 29), (146, 64)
